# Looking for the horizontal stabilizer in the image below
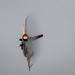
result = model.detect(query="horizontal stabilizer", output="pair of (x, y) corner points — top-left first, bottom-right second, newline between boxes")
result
(36, 34), (43, 39)
(29, 34), (43, 41)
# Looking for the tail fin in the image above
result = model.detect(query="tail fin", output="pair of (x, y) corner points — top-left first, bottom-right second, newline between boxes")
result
(22, 16), (29, 34)
(25, 17), (27, 34)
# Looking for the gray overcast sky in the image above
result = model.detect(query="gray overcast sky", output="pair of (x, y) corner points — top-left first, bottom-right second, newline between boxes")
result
(0, 0), (75, 75)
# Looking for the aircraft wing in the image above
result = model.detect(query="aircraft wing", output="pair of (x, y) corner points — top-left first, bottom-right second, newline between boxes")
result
(29, 34), (43, 41)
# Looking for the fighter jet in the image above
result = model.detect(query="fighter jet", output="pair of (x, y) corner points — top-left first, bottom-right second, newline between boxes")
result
(19, 17), (43, 71)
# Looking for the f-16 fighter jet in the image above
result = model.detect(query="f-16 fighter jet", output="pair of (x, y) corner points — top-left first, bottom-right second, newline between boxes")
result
(19, 17), (43, 71)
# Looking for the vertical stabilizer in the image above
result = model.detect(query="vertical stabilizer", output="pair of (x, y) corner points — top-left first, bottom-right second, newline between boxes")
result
(25, 18), (27, 34)
(22, 17), (28, 34)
